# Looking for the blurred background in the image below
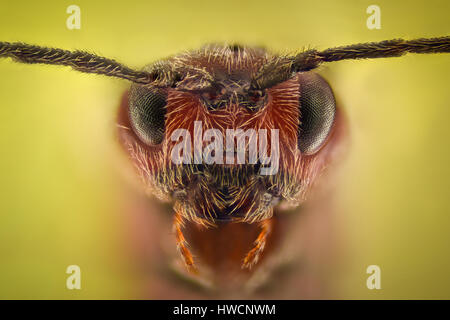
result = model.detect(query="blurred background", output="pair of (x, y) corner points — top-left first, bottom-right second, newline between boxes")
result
(0, 0), (449, 299)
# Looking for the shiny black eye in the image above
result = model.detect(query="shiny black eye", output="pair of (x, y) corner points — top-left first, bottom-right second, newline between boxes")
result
(128, 85), (167, 145)
(297, 72), (336, 154)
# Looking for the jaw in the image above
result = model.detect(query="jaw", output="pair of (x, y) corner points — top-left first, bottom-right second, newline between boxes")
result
(167, 163), (286, 224)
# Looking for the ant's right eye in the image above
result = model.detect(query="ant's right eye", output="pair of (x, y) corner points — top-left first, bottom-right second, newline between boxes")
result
(297, 72), (336, 155)
(128, 85), (167, 145)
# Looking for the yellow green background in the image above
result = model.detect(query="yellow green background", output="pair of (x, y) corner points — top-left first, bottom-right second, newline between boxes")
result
(0, 0), (449, 299)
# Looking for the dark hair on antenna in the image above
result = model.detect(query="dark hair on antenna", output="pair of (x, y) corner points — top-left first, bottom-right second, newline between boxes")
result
(252, 36), (450, 90)
(1, 37), (449, 91)
(0, 41), (155, 85)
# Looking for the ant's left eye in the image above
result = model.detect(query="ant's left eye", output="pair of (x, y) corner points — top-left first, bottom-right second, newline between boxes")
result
(128, 85), (167, 145)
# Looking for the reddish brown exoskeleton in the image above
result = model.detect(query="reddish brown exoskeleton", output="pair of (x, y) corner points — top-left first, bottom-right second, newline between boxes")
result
(1, 37), (449, 286)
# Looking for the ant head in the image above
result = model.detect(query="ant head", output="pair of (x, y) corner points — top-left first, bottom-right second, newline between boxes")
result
(120, 44), (339, 225)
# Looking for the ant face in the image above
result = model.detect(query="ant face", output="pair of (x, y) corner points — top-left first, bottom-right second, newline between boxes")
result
(116, 45), (338, 226)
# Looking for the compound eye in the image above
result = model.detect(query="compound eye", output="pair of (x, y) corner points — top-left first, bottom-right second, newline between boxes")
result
(297, 72), (336, 154)
(128, 85), (167, 145)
